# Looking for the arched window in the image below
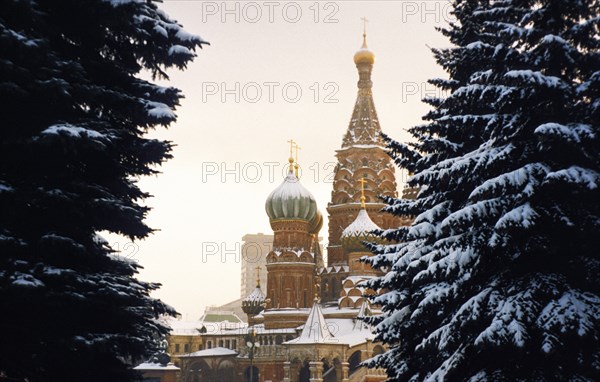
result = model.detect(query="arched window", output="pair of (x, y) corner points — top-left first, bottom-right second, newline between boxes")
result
(299, 360), (310, 382)
(349, 351), (361, 375)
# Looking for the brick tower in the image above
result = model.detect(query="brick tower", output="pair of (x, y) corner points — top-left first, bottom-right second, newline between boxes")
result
(263, 155), (323, 329)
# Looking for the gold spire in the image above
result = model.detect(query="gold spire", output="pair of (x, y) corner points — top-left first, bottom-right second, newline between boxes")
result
(361, 16), (369, 48)
(344, 20), (381, 148)
(256, 266), (261, 287)
(354, 17), (375, 65)
(294, 143), (301, 177)
(287, 139), (296, 173)
(358, 177), (367, 208)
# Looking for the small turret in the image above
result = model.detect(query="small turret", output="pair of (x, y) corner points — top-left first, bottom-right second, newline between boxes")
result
(242, 267), (266, 325)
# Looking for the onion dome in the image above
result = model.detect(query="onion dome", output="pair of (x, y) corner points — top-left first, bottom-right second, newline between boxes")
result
(265, 159), (318, 222)
(341, 209), (381, 252)
(353, 33), (375, 65)
(242, 284), (266, 316)
(308, 209), (323, 235)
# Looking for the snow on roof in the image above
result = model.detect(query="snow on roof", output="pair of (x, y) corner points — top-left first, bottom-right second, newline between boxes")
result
(289, 302), (335, 344)
(134, 362), (180, 371)
(342, 275), (375, 288)
(268, 170), (315, 200)
(318, 265), (350, 275)
(167, 315), (247, 336)
(342, 209), (380, 237)
(167, 319), (206, 335)
(337, 144), (384, 151)
(244, 285), (266, 302)
(199, 310), (243, 324)
(201, 324), (248, 336)
(262, 308), (310, 316)
(321, 305), (359, 314)
(328, 317), (375, 347)
(246, 324), (297, 334)
(179, 347), (238, 358)
(272, 248), (312, 257)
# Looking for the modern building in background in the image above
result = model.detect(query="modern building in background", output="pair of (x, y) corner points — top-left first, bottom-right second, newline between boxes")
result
(240, 233), (272, 299)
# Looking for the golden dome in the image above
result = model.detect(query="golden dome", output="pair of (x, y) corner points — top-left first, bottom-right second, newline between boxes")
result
(308, 209), (323, 235)
(353, 34), (375, 65)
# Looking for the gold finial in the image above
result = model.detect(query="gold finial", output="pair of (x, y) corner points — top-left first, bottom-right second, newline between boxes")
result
(256, 266), (261, 287)
(294, 144), (301, 177)
(354, 17), (375, 65)
(287, 139), (296, 173)
(361, 16), (369, 47)
(358, 177), (367, 208)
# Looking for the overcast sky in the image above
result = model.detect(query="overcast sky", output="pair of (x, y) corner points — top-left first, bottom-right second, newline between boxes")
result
(105, 0), (453, 320)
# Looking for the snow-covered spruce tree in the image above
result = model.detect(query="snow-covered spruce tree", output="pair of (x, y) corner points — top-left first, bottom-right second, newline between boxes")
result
(0, 1), (207, 381)
(363, 0), (599, 380)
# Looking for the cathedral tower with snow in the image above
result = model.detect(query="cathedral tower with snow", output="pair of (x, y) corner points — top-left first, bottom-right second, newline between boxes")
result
(320, 31), (410, 304)
(160, 29), (412, 382)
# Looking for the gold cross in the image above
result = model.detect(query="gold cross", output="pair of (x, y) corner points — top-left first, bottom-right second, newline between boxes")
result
(256, 266), (261, 287)
(287, 139), (296, 172)
(358, 177), (367, 207)
(361, 16), (369, 36)
(287, 139), (296, 158)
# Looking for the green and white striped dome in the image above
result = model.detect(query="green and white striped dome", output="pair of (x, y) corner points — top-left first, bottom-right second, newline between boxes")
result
(265, 169), (318, 222)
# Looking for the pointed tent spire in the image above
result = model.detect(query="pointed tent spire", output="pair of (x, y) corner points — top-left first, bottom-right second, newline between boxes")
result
(242, 268), (266, 317)
(294, 301), (334, 344)
(353, 299), (373, 331)
(345, 25), (382, 148)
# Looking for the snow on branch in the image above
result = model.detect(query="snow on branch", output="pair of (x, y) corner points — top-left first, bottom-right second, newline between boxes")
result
(494, 202), (538, 230)
(503, 70), (565, 89)
(41, 124), (108, 140)
(469, 163), (549, 201)
(535, 123), (596, 145)
(537, 291), (599, 353)
(544, 166), (600, 190)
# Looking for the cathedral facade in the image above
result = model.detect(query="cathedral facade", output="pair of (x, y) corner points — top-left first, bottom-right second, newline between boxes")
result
(145, 32), (414, 382)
